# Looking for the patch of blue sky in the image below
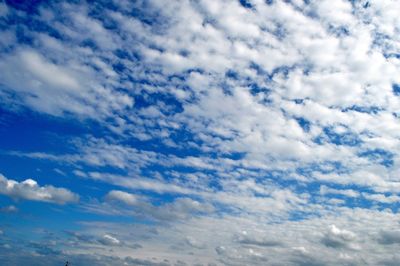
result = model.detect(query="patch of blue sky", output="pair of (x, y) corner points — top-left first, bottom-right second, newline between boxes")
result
(313, 126), (363, 147)
(358, 148), (394, 167)
(0, 196), (84, 236)
(371, 31), (392, 48)
(254, 169), (307, 189)
(392, 84), (400, 96)
(4, 0), (44, 13)
(225, 69), (240, 80)
(327, 25), (350, 37)
(288, 210), (321, 222)
(270, 63), (313, 80)
(294, 117), (311, 132)
(384, 53), (400, 59)
(239, 0), (253, 9)
(133, 93), (184, 115)
(32, 201), (135, 231)
(0, 110), (86, 153)
(361, 1), (371, 8)
(113, 48), (141, 63)
(295, 161), (349, 180)
(271, 22), (287, 40)
(343, 105), (383, 114)
(248, 62), (267, 77)
(125, 2), (167, 29)
(87, 1), (119, 22)
(2, 8), (62, 43)
(300, 181), (394, 210)
(249, 83), (272, 97)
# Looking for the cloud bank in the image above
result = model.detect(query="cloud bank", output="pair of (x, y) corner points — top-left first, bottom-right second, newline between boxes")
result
(1, 0), (400, 265)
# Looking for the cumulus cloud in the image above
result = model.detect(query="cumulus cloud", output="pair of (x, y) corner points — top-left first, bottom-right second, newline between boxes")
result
(0, 174), (78, 204)
(321, 225), (358, 249)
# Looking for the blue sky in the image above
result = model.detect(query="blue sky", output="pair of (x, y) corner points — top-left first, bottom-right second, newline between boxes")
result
(1, 0), (400, 265)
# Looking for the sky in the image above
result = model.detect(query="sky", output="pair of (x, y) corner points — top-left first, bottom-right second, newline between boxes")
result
(1, 0), (400, 265)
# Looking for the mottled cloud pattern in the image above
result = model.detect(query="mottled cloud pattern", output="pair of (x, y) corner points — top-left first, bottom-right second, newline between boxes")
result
(1, 0), (400, 265)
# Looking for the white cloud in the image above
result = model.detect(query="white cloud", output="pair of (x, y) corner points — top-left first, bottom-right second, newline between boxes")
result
(69, 207), (400, 265)
(4, 0), (400, 194)
(0, 48), (133, 118)
(97, 189), (214, 221)
(105, 190), (138, 206)
(0, 173), (79, 204)
(320, 185), (360, 198)
(99, 234), (121, 246)
(86, 172), (194, 195)
(2, 0), (400, 264)
(362, 193), (400, 204)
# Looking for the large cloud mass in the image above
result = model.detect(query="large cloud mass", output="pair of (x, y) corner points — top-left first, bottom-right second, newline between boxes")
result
(1, 0), (400, 265)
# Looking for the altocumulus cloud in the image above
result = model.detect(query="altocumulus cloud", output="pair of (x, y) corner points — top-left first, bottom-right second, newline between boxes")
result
(1, 0), (400, 265)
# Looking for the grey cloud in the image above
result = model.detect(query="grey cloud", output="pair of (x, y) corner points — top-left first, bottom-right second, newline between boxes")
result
(289, 253), (326, 266)
(321, 225), (357, 249)
(239, 238), (281, 247)
(379, 255), (400, 266)
(236, 232), (282, 247)
(0, 245), (172, 266)
(185, 236), (206, 249)
(66, 231), (124, 247)
(215, 245), (226, 256)
(378, 230), (400, 245)
(54, 208), (400, 266)
(132, 243), (143, 249)
(125, 257), (171, 266)
(28, 241), (61, 256)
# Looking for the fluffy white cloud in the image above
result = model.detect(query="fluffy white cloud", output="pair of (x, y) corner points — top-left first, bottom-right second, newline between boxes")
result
(4, 0), (400, 195)
(0, 49), (133, 118)
(0, 174), (79, 204)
